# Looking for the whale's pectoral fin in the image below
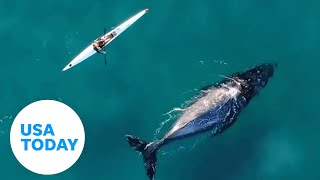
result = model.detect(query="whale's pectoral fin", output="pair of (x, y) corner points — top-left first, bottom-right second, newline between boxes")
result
(125, 135), (160, 180)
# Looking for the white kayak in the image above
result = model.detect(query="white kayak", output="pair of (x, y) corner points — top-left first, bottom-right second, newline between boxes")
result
(62, 8), (149, 72)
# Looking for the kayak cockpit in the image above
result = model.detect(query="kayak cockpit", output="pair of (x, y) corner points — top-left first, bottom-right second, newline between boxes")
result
(92, 31), (117, 52)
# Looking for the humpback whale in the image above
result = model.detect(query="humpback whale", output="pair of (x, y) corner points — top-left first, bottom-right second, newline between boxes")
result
(125, 63), (277, 180)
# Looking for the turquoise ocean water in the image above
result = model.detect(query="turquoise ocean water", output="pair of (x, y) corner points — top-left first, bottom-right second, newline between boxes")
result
(1, 0), (320, 179)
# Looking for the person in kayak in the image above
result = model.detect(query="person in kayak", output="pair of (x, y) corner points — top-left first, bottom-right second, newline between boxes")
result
(92, 33), (115, 54)
(93, 38), (106, 54)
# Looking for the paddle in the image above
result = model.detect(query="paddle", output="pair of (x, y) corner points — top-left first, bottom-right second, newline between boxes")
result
(103, 27), (107, 66)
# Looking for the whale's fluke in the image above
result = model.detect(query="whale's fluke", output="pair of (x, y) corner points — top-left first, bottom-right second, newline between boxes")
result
(125, 135), (160, 180)
(126, 134), (149, 151)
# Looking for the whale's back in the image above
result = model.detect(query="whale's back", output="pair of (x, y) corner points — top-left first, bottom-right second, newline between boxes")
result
(163, 81), (245, 141)
(163, 63), (276, 143)
(125, 63), (276, 180)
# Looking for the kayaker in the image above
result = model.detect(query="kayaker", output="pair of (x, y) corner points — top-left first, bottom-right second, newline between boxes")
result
(103, 33), (114, 43)
(93, 38), (106, 54)
(93, 32), (115, 53)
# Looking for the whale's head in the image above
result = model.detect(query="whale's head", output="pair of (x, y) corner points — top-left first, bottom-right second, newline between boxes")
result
(235, 63), (277, 101)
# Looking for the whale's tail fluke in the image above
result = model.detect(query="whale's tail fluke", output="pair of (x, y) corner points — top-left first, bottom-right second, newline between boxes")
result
(125, 135), (161, 180)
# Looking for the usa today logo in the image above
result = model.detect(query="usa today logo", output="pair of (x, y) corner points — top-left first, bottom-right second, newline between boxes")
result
(10, 100), (85, 175)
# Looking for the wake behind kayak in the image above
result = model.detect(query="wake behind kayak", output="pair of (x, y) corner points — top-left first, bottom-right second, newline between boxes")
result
(62, 8), (149, 72)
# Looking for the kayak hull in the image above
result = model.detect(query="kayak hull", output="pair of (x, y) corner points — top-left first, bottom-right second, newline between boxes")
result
(102, 8), (148, 47)
(62, 45), (96, 71)
(62, 8), (149, 72)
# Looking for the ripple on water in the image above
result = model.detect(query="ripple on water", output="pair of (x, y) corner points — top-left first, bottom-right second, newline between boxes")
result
(0, 114), (13, 135)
